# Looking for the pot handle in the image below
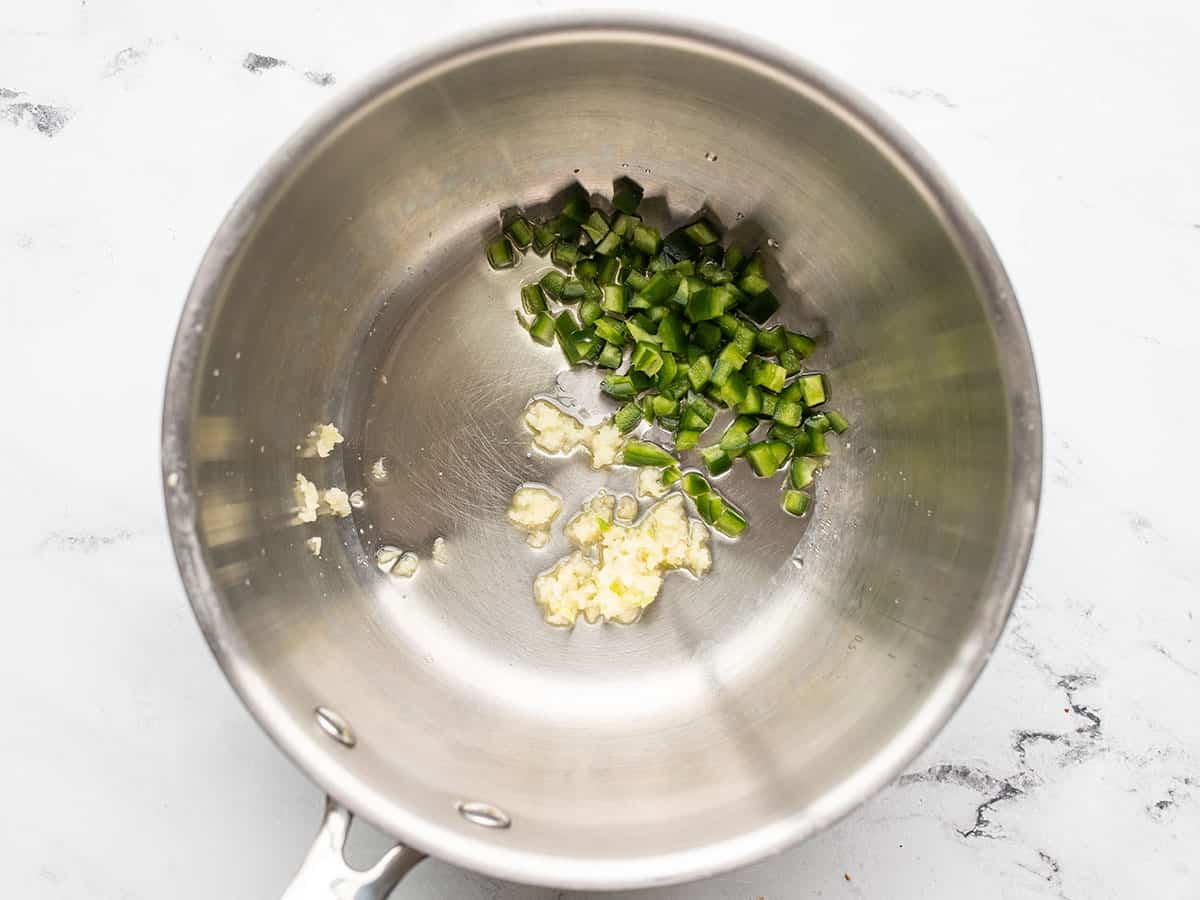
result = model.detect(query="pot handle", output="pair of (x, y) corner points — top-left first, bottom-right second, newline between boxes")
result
(281, 797), (425, 900)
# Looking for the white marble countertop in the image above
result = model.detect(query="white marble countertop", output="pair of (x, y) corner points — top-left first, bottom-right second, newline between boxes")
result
(3, 1), (1197, 897)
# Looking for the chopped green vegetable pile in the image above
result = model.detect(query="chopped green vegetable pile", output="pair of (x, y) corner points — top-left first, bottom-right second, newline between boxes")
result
(489, 177), (849, 536)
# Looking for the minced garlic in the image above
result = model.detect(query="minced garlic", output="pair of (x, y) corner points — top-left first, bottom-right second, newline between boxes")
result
(522, 399), (625, 469)
(392, 552), (419, 578)
(312, 423), (344, 458)
(636, 467), (671, 499)
(615, 494), (638, 522)
(375, 546), (402, 572)
(431, 536), (449, 565)
(533, 493), (711, 626)
(589, 421), (625, 468)
(322, 487), (352, 518)
(305, 536), (322, 556)
(295, 474), (319, 523)
(563, 491), (615, 548)
(507, 484), (562, 548)
(376, 545), (418, 577)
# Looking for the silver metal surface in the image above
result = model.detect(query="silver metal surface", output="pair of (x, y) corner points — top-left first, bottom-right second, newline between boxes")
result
(162, 16), (1041, 895)
(281, 798), (424, 900)
(315, 707), (357, 748)
(456, 802), (513, 830)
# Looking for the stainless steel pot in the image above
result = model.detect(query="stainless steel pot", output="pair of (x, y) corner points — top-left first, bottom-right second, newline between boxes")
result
(162, 18), (1041, 897)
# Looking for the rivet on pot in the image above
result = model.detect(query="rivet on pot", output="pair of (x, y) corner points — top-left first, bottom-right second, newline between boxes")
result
(314, 706), (356, 747)
(457, 801), (511, 829)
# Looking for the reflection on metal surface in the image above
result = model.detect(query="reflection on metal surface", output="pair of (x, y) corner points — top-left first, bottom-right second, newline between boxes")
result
(192, 414), (242, 461)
